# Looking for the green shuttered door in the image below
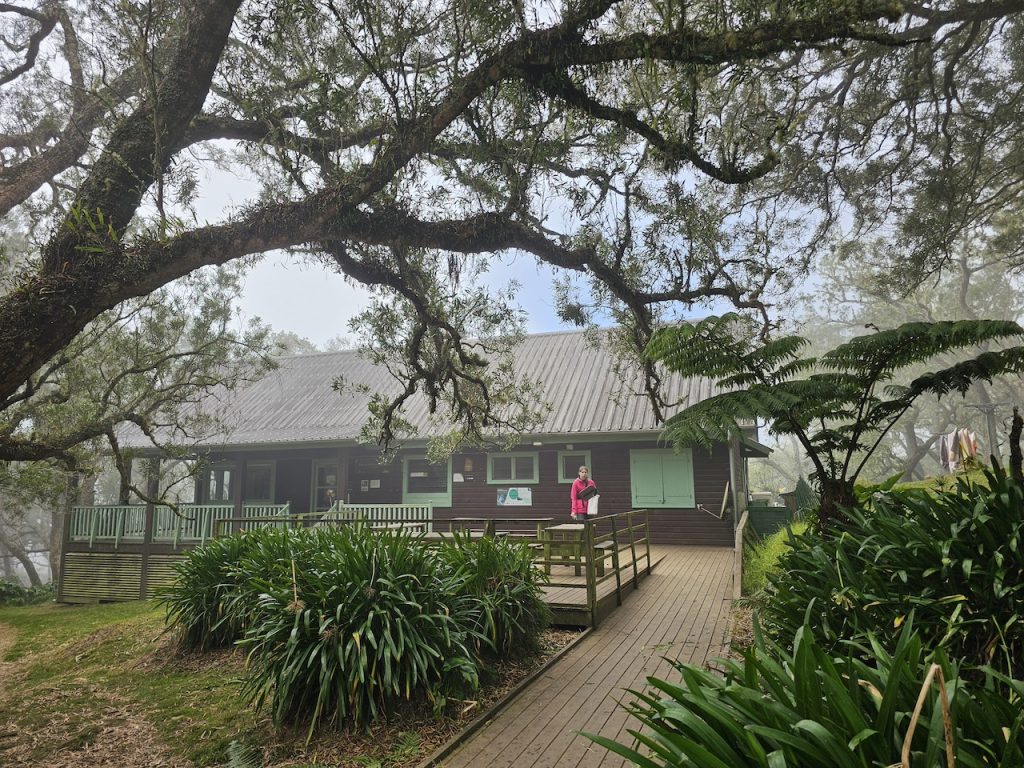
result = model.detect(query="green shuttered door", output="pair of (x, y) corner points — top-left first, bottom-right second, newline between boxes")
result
(630, 448), (695, 508)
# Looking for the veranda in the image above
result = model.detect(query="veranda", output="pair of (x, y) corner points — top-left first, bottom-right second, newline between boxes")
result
(59, 502), (655, 627)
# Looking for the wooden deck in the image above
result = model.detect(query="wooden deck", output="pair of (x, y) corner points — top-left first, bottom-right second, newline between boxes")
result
(440, 545), (734, 768)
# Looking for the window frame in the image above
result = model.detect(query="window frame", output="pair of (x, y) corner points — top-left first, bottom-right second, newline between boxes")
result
(243, 461), (276, 504)
(402, 454), (453, 507)
(200, 463), (236, 503)
(486, 452), (540, 485)
(557, 450), (593, 484)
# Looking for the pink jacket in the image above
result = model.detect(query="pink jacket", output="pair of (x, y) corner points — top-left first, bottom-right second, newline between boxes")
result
(570, 478), (596, 515)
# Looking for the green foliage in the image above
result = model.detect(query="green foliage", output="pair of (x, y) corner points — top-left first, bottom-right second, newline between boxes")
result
(761, 465), (1024, 678)
(0, 579), (54, 606)
(236, 527), (481, 736)
(587, 621), (1024, 767)
(437, 533), (551, 657)
(157, 532), (260, 650)
(742, 523), (808, 596)
(225, 740), (263, 768)
(159, 527), (551, 736)
(648, 315), (1024, 525)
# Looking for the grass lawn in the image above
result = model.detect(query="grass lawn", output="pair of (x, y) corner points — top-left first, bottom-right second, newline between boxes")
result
(0, 601), (576, 767)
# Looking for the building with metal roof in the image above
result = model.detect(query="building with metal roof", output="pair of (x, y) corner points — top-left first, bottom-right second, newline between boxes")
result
(59, 329), (772, 603)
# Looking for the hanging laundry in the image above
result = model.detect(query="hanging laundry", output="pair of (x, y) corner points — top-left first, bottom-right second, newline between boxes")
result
(938, 428), (979, 473)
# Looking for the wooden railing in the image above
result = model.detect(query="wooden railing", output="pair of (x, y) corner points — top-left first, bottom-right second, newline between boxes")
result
(68, 505), (147, 547)
(538, 509), (652, 628)
(322, 502), (434, 532)
(209, 503), (436, 538)
(154, 503), (293, 545)
(67, 502), (292, 547)
(734, 510), (750, 600)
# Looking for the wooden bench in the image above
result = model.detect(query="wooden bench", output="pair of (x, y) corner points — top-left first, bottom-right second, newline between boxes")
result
(593, 540), (617, 577)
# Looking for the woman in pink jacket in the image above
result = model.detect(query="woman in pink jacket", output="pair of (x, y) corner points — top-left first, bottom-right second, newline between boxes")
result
(570, 466), (597, 521)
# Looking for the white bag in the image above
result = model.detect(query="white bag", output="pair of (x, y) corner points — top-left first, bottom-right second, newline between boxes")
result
(586, 494), (599, 516)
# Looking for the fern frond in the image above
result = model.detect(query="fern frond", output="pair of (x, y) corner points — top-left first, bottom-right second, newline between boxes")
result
(908, 347), (1024, 397)
(820, 320), (1023, 375)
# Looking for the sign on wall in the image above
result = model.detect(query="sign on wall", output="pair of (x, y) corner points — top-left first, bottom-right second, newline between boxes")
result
(497, 487), (532, 506)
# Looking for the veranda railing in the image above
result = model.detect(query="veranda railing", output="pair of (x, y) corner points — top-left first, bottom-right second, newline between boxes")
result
(67, 502), (292, 548)
(68, 505), (147, 547)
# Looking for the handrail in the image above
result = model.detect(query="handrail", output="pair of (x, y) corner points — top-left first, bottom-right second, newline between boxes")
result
(68, 505), (146, 547)
(536, 508), (651, 627)
(734, 510), (749, 600)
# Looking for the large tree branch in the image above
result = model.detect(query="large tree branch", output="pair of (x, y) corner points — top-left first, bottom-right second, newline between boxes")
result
(0, 43), (144, 215)
(0, 3), (57, 87)
(0, 1), (987, 408)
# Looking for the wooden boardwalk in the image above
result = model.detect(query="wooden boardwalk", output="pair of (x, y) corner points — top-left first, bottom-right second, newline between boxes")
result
(441, 546), (734, 768)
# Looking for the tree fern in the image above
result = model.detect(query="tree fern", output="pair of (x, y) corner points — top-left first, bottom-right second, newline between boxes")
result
(649, 314), (1024, 530)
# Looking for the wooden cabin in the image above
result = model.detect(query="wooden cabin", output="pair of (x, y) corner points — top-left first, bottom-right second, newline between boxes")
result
(58, 329), (768, 602)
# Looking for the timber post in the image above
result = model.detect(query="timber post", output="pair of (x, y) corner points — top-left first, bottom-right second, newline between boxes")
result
(584, 519), (597, 628)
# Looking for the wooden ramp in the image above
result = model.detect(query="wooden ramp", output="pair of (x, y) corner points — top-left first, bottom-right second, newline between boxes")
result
(440, 546), (734, 768)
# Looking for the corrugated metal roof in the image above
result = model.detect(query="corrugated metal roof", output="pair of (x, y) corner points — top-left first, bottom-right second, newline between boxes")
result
(134, 329), (719, 449)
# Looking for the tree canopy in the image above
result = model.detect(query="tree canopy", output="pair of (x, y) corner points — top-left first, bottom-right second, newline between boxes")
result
(3, 0), (1024, 457)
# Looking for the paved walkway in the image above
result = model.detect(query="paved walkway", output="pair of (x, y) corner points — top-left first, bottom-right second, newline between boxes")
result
(441, 545), (734, 768)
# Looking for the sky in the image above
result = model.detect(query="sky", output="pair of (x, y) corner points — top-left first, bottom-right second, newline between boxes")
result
(195, 164), (572, 348)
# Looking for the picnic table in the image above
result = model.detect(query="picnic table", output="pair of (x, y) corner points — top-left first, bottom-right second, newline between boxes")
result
(542, 523), (586, 575)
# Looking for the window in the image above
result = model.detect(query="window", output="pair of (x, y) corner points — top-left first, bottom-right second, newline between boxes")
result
(244, 462), (275, 503)
(201, 466), (234, 503)
(402, 455), (452, 506)
(557, 450), (592, 483)
(487, 453), (539, 484)
(629, 448), (695, 508)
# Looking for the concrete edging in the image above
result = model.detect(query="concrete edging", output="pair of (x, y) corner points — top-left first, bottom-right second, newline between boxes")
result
(417, 627), (595, 768)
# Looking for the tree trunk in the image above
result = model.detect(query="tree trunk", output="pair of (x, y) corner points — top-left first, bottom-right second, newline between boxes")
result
(0, 533), (43, 587)
(1, 543), (16, 582)
(817, 477), (856, 535)
(901, 429), (939, 482)
(1010, 407), (1023, 486)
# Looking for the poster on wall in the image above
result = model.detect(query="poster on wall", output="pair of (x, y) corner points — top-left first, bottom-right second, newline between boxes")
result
(497, 487), (533, 506)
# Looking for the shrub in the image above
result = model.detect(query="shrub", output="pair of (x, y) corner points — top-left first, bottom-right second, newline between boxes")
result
(742, 522), (808, 596)
(588, 620), (1024, 768)
(437, 534), (551, 657)
(237, 526), (482, 735)
(157, 532), (259, 650)
(762, 464), (1024, 678)
(0, 579), (55, 606)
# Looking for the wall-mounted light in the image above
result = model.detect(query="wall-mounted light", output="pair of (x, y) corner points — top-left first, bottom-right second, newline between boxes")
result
(566, 444), (574, 450)
(532, 441), (543, 446)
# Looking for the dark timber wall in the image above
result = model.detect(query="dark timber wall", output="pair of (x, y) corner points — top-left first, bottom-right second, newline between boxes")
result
(341, 440), (734, 546)
(145, 439), (735, 547)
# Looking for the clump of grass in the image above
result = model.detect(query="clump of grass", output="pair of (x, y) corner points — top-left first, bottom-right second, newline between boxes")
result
(157, 525), (553, 736)
(742, 522), (808, 596)
(157, 531), (259, 650)
(236, 526), (481, 736)
(763, 464), (1024, 677)
(437, 533), (551, 657)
